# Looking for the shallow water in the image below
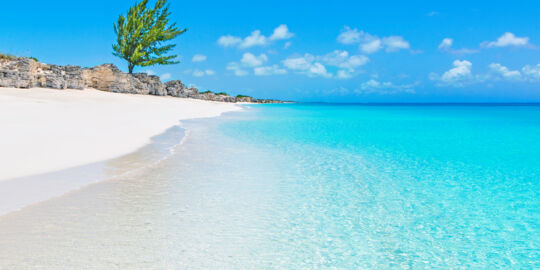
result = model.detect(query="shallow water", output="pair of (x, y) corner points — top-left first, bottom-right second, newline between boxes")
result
(0, 104), (539, 269)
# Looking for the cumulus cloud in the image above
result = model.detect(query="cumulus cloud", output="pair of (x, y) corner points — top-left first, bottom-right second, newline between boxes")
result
(218, 25), (294, 49)
(441, 60), (473, 83)
(282, 55), (331, 78)
(337, 26), (362, 44)
(489, 63), (521, 80)
(489, 63), (540, 82)
(254, 65), (287, 76)
(438, 38), (478, 54)
(360, 39), (382, 54)
(282, 50), (369, 78)
(357, 79), (416, 94)
(336, 69), (354, 79)
(192, 69), (215, 77)
(429, 60), (477, 87)
(438, 38), (453, 50)
(217, 35), (242, 47)
(240, 53), (268, 67)
(522, 64), (540, 80)
(192, 54), (207, 62)
(240, 30), (267, 48)
(382, 36), (410, 52)
(337, 26), (411, 54)
(270, 24), (294, 41)
(482, 32), (530, 48)
(226, 62), (249, 76)
(228, 53), (286, 77)
(431, 60), (540, 86)
(320, 50), (369, 69)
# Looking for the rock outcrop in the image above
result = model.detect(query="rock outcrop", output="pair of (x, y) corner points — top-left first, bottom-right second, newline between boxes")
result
(82, 64), (166, 96)
(0, 57), (288, 103)
(0, 58), (85, 90)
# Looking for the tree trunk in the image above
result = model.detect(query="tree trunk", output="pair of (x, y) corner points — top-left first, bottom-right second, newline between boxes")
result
(128, 64), (134, 74)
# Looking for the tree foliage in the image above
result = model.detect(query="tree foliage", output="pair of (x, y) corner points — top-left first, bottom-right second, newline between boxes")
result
(113, 0), (186, 73)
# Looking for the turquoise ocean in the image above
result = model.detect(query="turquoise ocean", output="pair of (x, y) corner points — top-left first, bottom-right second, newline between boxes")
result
(0, 104), (538, 268)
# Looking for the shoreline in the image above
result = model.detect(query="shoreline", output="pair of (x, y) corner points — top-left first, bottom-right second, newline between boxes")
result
(0, 87), (242, 216)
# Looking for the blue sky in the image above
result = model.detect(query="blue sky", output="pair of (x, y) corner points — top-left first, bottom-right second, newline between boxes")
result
(1, 0), (540, 102)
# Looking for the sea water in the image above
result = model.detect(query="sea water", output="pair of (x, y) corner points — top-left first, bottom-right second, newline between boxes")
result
(0, 104), (538, 268)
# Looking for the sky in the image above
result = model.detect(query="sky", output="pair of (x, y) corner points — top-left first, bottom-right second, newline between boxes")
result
(1, 0), (540, 102)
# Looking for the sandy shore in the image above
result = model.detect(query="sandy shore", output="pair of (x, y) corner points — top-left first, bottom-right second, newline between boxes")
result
(0, 87), (241, 215)
(0, 87), (240, 181)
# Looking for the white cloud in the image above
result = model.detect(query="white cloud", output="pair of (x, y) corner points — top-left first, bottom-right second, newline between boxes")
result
(357, 79), (416, 94)
(282, 50), (368, 78)
(240, 30), (267, 48)
(270, 24), (294, 41)
(284, 41), (292, 49)
(161, 73), (171, 80)
(337, 26), (362, 44)
(145, 70), (156, 75)
(522, 64), (540, 80)
(338, 26), (410, 53)
(226, 62), (249, 76)
(336, 69), (353, 79)
(427, 11), (439, 16)
(438, 38), (478, 54)
(217, 35), (242, 47)
(489, 63), (521, 80)
(438, 38), (453, 50)
(482, 32), (530, 48)
(192, 69), (215, 77)
(192, 54), (207, 62)
(282, 54), (331, 78)
(441, 60), (472, 83)
(382, 36), (410, 52)
(192, 70), (204, 77)
(429, 60), (484, 87)
(308, 63), (331, 78)
(431, 61), (540, 86)
(360, 39), (382, 54)
(218, 25), (293, 49)
(240, 53), (268, 67)
(282, 54), (314, 70)
(320, 50), (369, 69)
(254, 65), (287, 76)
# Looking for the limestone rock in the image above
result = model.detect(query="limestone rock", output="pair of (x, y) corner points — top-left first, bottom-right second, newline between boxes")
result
(0, 58), (286, 103)
(236, 96), (254, 103)
(0, 58), (86, 90)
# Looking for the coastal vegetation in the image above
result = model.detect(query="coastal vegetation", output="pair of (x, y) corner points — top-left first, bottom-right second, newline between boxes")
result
(112, 0), (186, 74)
(0, 53), (37, 62)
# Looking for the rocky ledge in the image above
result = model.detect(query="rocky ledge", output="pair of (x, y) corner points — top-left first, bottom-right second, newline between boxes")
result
(0, 57), (286, 103)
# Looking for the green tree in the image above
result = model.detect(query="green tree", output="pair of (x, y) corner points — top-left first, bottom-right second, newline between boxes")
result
(113, 0), (186, 74)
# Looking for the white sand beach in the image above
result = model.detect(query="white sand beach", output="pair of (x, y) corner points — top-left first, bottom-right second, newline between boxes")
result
(0, 87), (241, 214)
(0, 87), (240, 181)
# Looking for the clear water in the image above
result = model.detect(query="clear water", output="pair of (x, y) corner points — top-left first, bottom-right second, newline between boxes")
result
(0, 104), (538, 269)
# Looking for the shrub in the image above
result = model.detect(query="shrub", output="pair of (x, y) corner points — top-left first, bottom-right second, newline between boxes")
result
(0, 53), (18, 60)
(215, 92), (228, 96)
(236, 94), (252, 98)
